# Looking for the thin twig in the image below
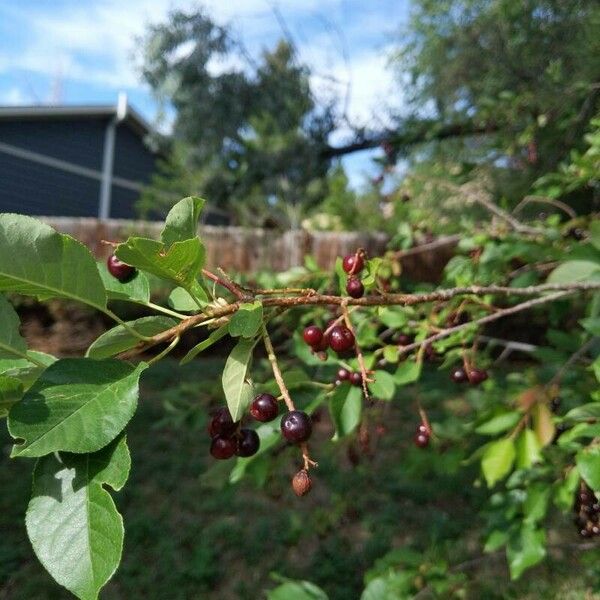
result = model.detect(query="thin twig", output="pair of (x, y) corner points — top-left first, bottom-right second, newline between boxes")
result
(201, 268), (246, 300)
(341, 301), (373, 400)
(390, 235), (460, 259)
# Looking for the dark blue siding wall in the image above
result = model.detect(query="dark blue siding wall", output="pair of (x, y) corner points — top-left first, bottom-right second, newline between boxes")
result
(0, 115), (157, 218)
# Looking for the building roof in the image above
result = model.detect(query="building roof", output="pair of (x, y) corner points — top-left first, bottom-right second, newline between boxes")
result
(0, 102), (153, 138)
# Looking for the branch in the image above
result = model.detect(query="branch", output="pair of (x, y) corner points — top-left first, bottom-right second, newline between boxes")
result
(390, 234), (460, 260)
(120, 282), (600, 359)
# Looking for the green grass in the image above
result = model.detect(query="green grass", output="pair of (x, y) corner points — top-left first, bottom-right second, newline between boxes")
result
(1, 358), (600, 599)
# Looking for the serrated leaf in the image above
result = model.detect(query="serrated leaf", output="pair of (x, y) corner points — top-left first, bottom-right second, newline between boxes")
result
(9, 359), (147, 457)
(26, 437), (130, 600)
(507, 525), (546, 580)
(394, 360), (422, 386)
(532, 403), (555, 447)
(228, 301), (263, 338)
(161, 196), (205, 246)
(0, 375), (23, 417)
(329, 384), (362, 440)
(516, 428), (542, 469)
(180, 325), (229, 365)
(0, 294), (28, 360)
(481, 438), (516, 487)
(476, 411), (521, 435)
(576, 445), (600, 491)
(368, 370), (395, 400)
(86, 316), (177, 359)
(0, 214), (106, 309)
(115, 237), (204, 289)
(97, 261), (150, 303)
(547, 260), (600, 284)
(222, 338), (256, 421)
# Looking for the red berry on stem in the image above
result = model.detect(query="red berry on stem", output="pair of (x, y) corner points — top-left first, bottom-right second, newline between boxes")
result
(414, 432), (430, 448)
(210, 435), (237, 459)
(349, 372), (362, 387)
(207, 407), (237, 438)
(329, 325), (355, 353)
(337, 368), (350, 381)
(396, 333), (414, 346)
(107, 254), (136, 282)
(451, 367), (468, 384)
(469, 368), (488, 385)
(346, 277), (364, 298)
(281, 410), (312, 443)
(250, 393), (279, 422)
(303, 325), (323, 347)
(236, 428), (260, 457)
(342, 253), (365, 275)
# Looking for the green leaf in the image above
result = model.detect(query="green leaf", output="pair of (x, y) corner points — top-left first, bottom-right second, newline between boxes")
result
(180, 326), (229, 365)
(481, 438), (516, 487)
(383, 345), (399, 363)
(0, 214), (106, 309)
(590, 220), (600, 251)
(475, 411), (521, 435)
(484, 529), (509, 553)
(86, 316), (177, 359)
(168, 287), (198, 312)
(547, 260), (600, 283)
(161, 196), (205, 246)
(564, 402), (600, 421)
(26, 437), (130, 600)
(267, 580), (328, 600)
(115, 237), (204, 289)
(378, 308), (408, 329)
(0, 351), (57, 388)
(9, 359), (147, 457)
(222, 338), (257, 421)
(557, 423), (600, 446)
(0, 294), (28, 360)
(523, 483), (550, 524)
(329, 384), (362, 440)
(368, 370), (396, 400)
(580, 317), (600, 336)
(97, 261), (150, 303)
(515, 428), (542, 469)
(506, 524), (546, 580)
(394, 360), (422, 386)
(0, 375), (23, 417)
(576, 445), (600, 491)
(228, 301), (263, 338)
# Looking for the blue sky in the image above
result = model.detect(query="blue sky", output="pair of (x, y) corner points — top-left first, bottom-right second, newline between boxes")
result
(0, 1), (410, 187)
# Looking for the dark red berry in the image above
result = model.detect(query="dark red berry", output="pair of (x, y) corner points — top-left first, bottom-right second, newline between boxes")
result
(281, 410), (312, 443)
(107, 254), (136, 282)
(469, 368), (488, 385)
(303, 325), (323, 347)
(346, 277), (364, 298)
(396, 333), (414, 346)
(210, 435), (237, 459)
(250, 393), (279, 422)
(451, 367), (468, 384)
(342, 253), (365, 275)
(417, 423), (429, 435)
(414, 432), (430, 448)
(236, 428), (260, 457)
(349, 372), (362, 387)
(207, 407), (237, 438)
(337, 368), (350, 381)
(329, 325), (355, 353)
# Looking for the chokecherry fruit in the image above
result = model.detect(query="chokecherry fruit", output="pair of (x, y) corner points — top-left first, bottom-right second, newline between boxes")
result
(346, 277), (364, 298)
(210, 435), (237, 459)
(337, 368), (350, 381)
(329, 325), (355, 353)
(303, 325), (323, 347)
(281, 410), (312, 443)
(349, 372), (362, 387)
(342, 253), (365, 275)
(236, 428), (260, 457)
(107, 254), (136, 282)
(414, 432), (430, 448)
(207, 407), (237, 438)
(292, 469), (312, 497)
(469, 368), (488, 385)
(250, 393), (279, 422)
(396, 333), (414, 346)
(451, 366), (468, 384)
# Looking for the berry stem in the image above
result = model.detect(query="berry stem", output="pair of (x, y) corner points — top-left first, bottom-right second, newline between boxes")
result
(341, 301), (373, 400)
(201, 268), (246, 300)
(147, 335), (180, 365)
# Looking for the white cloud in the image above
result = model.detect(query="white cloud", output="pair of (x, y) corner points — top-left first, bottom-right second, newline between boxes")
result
(0, 86), (28, 105)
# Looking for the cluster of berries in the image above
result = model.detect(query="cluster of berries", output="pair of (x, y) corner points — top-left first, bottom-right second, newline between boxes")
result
(414, 422), (431, 448)
(342, 252), (366, 298)
(303, 323), (355, 355)
(450, 365), (489, 386)
(334, 367), (363, 387)
(574, 483), (600, 538)
(208, 393), (313, 459)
